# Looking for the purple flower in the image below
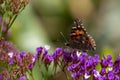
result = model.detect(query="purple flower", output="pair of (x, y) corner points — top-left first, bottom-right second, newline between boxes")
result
(7, 78), (10, 80)
(78, 52), (88, 63)
(116, 55), (120, 61)
(101, 57), (108, 68)
(32, 54), (37, 63)
(36, 47), (43, 53)
(113, 55), (120, 74)
(63, 50), (72, 63)
(20, 52), (27, 58)
(42, 48), (48, 60)
(107, 71), (114, 80)
(52, 48), (62, 63)
(71, 72), (78, 79)
(114, 75), (119, 80)
(68, 63), (79, 72)
(93, 54), (99, 65)
(54, 48), (62, 56)
(94, 76), (105, 80)
(29, 54), (37, 69)
(43, 54), (53, 65)
(29, 63), (34, 69)
(71, 72), (82, 80)
(85, 56), (93, 68)
(100, 68), (106, 75)
(8, 52), (14, 65)
(16, 52), (26, 60)
(107, 55), (113, 67)
(101, 55), (113, 68)
(18, 76), (26, 80)
(9, 58), (14, 65)
(0, 74), (3, 80)
(92, 69), (100, 78)
(36, 47), (43, 57)
(71, 50), (80, 63)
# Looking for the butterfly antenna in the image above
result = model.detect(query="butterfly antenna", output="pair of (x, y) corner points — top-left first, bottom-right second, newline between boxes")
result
(60, 32), (68, 43)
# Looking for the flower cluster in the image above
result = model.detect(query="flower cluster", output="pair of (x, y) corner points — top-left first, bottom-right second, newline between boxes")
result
(67, 53), (120, 80)
(36, 47), (63, 64)
(0, 39), (120, 80)
(0, 0), (34, 79)
(0, 0), (29, 14)
(0, 0), (29, 37)
(36, 47), (120, 80)
(0, 38), (37, 80)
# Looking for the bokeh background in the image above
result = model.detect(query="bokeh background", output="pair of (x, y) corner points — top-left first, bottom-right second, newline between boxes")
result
(9, 0), (120, 79)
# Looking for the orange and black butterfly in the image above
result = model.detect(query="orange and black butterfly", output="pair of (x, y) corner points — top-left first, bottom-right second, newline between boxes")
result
(66, 18), (96, 52)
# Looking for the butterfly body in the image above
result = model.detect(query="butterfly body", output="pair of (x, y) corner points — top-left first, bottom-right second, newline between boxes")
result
(66, 18), (96, 52)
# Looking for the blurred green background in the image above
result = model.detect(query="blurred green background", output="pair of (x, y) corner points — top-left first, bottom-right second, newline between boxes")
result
(9, 0), (120, 79)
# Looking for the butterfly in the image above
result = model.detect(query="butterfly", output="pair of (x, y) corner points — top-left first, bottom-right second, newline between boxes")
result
(65, 18), (96, 52)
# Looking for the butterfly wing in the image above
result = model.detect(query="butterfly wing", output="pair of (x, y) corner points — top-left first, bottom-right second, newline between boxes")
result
(66, 18), (96, 52)
(70, 18), (87, 40)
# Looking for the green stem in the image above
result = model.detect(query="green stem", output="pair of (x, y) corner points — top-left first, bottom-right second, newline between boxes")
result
(57, 62), (69, 80)
(27, 70), (35, 80)
(31, 72), (35, 80)
(38, 58), (42, 72)
(0, 25), (2, 38)
(0, 14), (4, 38)
(1, 14), (18, 37)
(38, 58), (44, 79)
(4, 5), (26, 35)
(7, 14), (18, 32)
